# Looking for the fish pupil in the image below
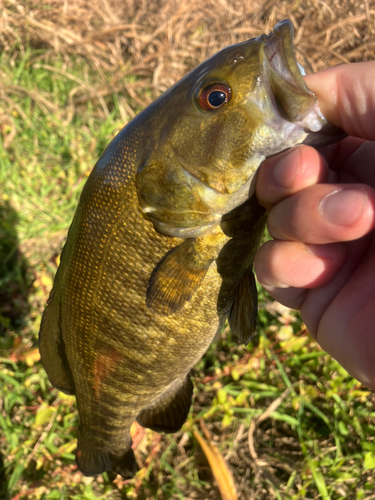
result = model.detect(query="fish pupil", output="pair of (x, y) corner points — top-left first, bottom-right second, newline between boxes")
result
(208, 90), (227, 107)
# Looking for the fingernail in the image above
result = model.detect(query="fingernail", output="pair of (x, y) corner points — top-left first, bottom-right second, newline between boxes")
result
(320, 188), (368, 226)
(273, 148), (301, 189)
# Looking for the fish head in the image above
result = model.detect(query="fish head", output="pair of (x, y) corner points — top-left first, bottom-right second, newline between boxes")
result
(136, 20), (342, 238)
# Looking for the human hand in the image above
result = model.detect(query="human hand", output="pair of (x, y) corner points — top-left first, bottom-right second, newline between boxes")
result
(254, 62), (375, 389)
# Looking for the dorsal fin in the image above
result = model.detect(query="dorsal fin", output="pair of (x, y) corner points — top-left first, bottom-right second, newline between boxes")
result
(39, 288), (76, 395)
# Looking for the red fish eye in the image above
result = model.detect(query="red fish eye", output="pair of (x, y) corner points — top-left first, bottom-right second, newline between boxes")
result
(198, 83), (231, 110)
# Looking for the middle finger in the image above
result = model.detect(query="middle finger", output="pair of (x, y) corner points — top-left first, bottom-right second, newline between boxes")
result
(267, 183), (375, 243)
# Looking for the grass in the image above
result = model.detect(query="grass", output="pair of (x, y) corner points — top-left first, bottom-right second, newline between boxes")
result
(1, 1), (375, 499)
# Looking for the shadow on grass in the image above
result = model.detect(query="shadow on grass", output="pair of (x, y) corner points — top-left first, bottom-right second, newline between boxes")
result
(0, 452), (9, 500)
(0, 200), (31, 340)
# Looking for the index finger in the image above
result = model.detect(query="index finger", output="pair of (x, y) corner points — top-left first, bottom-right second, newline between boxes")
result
(305, 61), (375, 141)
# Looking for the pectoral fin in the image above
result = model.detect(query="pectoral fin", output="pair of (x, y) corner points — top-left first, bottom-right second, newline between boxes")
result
(146, 241), (210, 316)
(137, 373), (193, 433)
(147, 229), (229, 316)
(228, 271), (259, 346)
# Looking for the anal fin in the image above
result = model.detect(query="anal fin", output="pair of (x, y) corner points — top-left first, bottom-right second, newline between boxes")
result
(228, 270), (259, 346)
(137, 373), (193, 433)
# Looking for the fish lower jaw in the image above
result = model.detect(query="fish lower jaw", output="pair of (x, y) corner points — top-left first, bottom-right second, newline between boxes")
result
(262, 19), (328, 134)
(273, 103), (328, 136)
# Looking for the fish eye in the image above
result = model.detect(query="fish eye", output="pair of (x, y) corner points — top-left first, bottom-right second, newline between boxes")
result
(198, 82), (231, 111)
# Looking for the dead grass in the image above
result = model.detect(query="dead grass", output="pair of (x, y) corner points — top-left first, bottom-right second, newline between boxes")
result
(1, 0), (374, 119)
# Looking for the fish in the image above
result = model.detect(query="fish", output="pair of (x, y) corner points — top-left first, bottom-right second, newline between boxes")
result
(39, 19), (343, 478)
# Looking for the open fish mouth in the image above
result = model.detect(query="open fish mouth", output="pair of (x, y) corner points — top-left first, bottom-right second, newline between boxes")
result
(261, 19), (327, 133)
(264, 20), (308, 94)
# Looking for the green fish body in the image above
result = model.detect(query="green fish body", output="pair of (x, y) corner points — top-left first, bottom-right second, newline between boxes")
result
(39, 20), (343, 477)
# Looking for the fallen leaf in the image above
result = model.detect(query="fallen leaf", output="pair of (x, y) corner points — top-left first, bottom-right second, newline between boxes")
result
(193, 420), (238, 500)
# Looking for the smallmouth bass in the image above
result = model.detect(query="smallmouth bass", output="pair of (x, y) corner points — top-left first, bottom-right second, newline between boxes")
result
(39, 20), (343, 477)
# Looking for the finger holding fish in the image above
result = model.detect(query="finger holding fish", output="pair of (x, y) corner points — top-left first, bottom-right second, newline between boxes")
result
(255, 130), (375, 306)
(256, 145), (329, 210)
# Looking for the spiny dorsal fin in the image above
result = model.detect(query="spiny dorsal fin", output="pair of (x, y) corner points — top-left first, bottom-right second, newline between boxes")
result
(146, 240), (212, 316)
(137, 373), (193, 433)
(228, 271), (259, 346)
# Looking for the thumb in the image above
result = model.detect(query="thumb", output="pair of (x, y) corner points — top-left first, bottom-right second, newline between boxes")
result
(305, 61), (375, 141)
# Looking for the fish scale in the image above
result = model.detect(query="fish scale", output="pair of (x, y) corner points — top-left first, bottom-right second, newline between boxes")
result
(39, 19), (344, 477)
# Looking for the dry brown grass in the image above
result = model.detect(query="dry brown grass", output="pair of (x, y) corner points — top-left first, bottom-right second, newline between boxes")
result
(1, 0), (374, 116)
